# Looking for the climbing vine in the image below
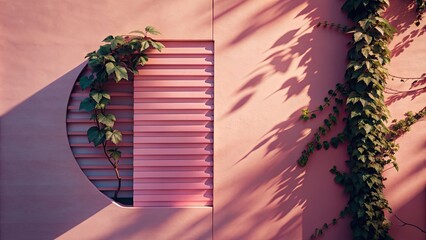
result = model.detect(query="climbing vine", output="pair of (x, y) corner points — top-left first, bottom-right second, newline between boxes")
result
(297, 1), (425, 239)
(78, 26), (163, 201)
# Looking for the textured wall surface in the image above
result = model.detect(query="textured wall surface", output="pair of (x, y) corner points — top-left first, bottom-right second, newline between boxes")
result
(0, 0), (424, 239)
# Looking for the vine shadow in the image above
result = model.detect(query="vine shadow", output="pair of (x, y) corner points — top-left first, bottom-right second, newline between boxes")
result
(214, 0), (352, 239)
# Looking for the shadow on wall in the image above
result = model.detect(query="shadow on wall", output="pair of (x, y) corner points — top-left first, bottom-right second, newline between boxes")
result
(0, 63), (213, 240)
(384, 1), (426, 106)
(0, 63), (111, 239)
(214, 0), (353, 239)
(384, 0), (426, 58)
(213, 0), (424, 239)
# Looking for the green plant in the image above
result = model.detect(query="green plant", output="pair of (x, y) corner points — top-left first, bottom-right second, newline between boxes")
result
(78, 26), (164, 200)
(297, 1), (426, 239)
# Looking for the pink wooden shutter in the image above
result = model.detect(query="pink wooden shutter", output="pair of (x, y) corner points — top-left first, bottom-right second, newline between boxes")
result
(133, 40), (214, 207)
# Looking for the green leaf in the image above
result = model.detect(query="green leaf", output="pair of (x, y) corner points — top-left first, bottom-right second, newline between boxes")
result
(114, 65), (128, 82)
(354, 32), (363, 42)
(95, 97), (110, 109)
(331, 137), (339, 148)
(90, 92), (103, 103)
(141, 40), (150, 51)
(97, 113), (116, 127)
(87, 126), (105, 147)
(323, 141), (330, 150)
(107, 148), (122, 161)
(104, 55), (116, 62)
(103, 35), (114, 42)
(145, 25), (161, 35)
(79, 76), (94, 90)
(79, 98), (96, 112)
(150, 41), (165, 51)
(105, 62), (115, 75)
(139, 54), (149, 65)
(106, 129), (122, 144)
(97, 45), (111, 55)
(110, 36), (124, 49)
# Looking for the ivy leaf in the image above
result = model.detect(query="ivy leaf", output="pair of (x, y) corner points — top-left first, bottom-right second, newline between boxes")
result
(114, 65), (128, 82)
(148, 39), (165, 51)
(97, 45), (111, 55)
(139, 54), (149, 65)
(140, 40), (150, 51)
(108, 148), (122, 161)
(354, 32), (363, 42)
(90, 92), (103, 103)
(87, 126), (105, 147)
(145, 25), (161, 35)
(106, 129), (122, 144)
(103, 35), (114, 42)
(104, 55), (116, 62)
(330, 137), (339, 148)
(79, 76), (94, 90)
(323, 141), (330, 150)
(105, 62), (115, 75)
(110, 36), (124, 49)
(79, 98), (96, 112)
(95, 97), (110, 109)
(97, 113), (116, 127)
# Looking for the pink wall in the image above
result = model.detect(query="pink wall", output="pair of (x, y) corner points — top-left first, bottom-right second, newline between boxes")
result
(0, 0), (424, 239)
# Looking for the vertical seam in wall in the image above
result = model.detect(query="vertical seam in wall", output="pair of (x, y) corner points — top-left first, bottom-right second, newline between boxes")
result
(211, 1), (215, 239)
(211, 0), (214, 40)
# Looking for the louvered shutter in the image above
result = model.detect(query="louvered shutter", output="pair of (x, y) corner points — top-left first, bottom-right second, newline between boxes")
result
(133, 40), (214, 207)
(67, 77), (134, 199)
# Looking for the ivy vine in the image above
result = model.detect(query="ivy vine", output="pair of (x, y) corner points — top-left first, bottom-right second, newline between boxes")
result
(297, 1), (425, 239)
(78, 26), (163, 201)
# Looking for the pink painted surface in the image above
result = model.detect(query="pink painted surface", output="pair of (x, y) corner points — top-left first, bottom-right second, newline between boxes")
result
(0, 0), (424, 239)
(0, 0), (213, 239)
(212, 0), (425, 239)
(134, 41), (214, 207)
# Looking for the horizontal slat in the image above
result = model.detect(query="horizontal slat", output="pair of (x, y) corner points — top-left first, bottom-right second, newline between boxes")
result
(98, 186), (133, 191)
(134, 125), (213, 132)
(133, 201), (212, 207)
(67, 118), (133, 123)
(133, 194), (212, 202)
(71, 92), (133, 97)
(146, 55), (213, 66)
(145, 47), (213, 55)
(75, 153), (133, 158)
(134, 114), (212, 121)
(134, 80), (213, 88)
(89, 176), (133, 180)
(133, 102), (213, 110)
(133, 160), (212, 167)
(68, 131), (133, 136)
(70, 142), (133, 147)
(134, 91), (213, 99)
(68, 105), (132, 110)
(134, 182), (211, 190)
(80, 165), (133, 170)
(134, 171), (212, 178)
(134, 148), (212, 156)
(137, 68), (213, 76)
(134, 136), (212, 144)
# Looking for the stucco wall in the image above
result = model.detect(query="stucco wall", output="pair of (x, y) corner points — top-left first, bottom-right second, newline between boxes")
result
(0, 0), (424, 239)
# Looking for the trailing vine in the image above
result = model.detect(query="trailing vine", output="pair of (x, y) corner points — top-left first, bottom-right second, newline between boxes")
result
(297, 1), (425, 239)
(78, 26), (163, 201)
